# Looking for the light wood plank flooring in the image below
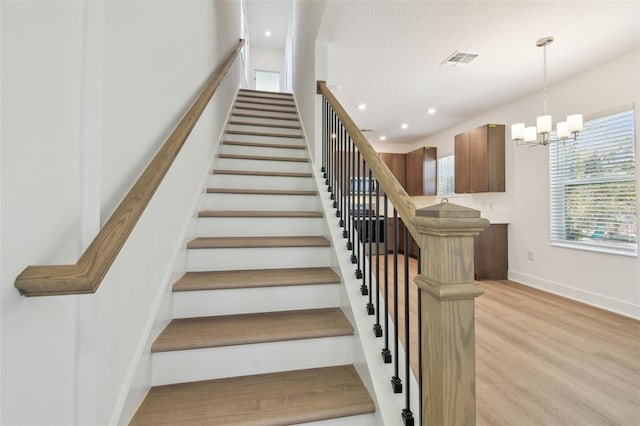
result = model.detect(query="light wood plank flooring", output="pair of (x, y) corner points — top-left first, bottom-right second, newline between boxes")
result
(373, 254), (640, 425)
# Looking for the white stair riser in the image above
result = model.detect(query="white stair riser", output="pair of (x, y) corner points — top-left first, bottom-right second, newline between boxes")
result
(220, 143), (308, 159)
(172, 284), (341, 318)
(230, 115), (299, 127)
(238, 92), (293, 100)
(197, 217), (325, 237)
(227, 123), (302, 136)
(151, 336), (353, 386)
(233, 106), (298, 118)
(187, 246), (331, 271)
(223, 132), (304, 145)
(295, 414), (376, 426)
(204, 193), (321, 211)
(235, 103), (297, 113)
(209, 174), (315, 190)
(236, 97), (296, 107)
(214, 157), (311, 173)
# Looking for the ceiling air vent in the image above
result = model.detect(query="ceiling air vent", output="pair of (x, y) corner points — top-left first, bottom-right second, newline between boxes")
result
(440, 51), (478, 66)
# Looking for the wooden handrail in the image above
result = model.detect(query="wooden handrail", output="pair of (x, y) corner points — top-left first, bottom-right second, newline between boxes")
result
(15, 39), (246, 297)
(316, 81), (422, 246)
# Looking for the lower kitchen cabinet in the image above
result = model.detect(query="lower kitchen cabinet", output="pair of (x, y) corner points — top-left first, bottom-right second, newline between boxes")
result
(474, 224), (508, 280)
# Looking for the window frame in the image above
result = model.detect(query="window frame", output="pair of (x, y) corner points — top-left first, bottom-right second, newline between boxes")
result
(437, 154), (456, 196)
(548, 106), (637, 257)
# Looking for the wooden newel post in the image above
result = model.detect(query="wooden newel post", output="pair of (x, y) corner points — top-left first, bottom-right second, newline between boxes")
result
(411, 201), (489, 426)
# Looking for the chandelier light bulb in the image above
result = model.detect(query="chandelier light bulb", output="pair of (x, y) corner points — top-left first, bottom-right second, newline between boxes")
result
(536, 115), (552, 134)
(557, 122), (570, 139)
(567, 114), (584, 133)
(511, 123), (525, 140)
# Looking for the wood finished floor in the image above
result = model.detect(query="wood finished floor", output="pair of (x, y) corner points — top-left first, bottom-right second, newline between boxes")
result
(372, 254), (640, 425)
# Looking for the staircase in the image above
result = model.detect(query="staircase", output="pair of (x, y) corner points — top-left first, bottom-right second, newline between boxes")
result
(130, 90), (376, 425)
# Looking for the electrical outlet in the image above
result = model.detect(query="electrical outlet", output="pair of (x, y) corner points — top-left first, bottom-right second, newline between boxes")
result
(527, 250), (534, 261)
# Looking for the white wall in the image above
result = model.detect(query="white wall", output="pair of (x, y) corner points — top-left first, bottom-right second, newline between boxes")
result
(292, 0), (327, 164)
(250, 47), (285, 91)
(0, 1), (242, 424)
(406, 49), (640, 318)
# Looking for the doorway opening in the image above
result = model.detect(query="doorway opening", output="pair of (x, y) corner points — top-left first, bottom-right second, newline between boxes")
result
(255, 70), (280, 92)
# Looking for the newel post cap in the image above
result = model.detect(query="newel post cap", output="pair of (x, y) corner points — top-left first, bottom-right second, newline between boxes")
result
(412, 199), (489, 235)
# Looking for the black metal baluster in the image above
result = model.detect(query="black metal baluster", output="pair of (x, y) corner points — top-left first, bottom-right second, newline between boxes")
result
(321, 98), (327, 177)
(402, 226), (414, 425)
(336, 123), (341, 215)
(326, 107), (332, 188)
(346, 137), (354, 247)
(366, 168), (374, 314)
(339, 126), (347, 229)
(382, 194), (392, 363)
(391, 209), (402, 393)
(373, 183), (382, 337)
(347, 140), (358, 264)
(356, 151), (364, 282)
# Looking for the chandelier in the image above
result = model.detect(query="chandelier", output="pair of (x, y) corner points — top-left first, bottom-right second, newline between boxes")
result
(511, 36), (583, 146)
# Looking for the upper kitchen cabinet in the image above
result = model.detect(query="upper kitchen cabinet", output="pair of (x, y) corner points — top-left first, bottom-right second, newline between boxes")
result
(378, 152), (406, 188)
(405, 147), (437, 196)
(454, 124), (505, 193)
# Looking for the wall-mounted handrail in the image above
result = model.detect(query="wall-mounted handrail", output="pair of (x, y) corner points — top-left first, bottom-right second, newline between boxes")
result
(316, 81), (423, 247)
(15, 39), (246, 297)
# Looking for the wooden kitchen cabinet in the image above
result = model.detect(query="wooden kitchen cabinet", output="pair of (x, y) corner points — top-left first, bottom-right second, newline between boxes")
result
(405, 147), (437, 196)
(474, 224), (508, 280)
(455, 124), (505, 193)
(378, 152), (406, 188)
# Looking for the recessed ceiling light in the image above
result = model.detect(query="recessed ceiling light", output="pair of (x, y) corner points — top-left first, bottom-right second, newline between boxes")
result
(379, 136), (387, 141)
(427, 108), (436, 115)
(357, 103), (367, 110)
(265, 30), (272, 37)
(401, 123), (408, 129)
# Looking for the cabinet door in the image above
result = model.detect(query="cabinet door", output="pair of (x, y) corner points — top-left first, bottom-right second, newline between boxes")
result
(474, 224), (508, 280)
(405, 148), (424, 196)
(454, 132), (470, 193)
(469, 125), (488, 192)
(487, 125), (506, 192)
(379, 152), (406, 188)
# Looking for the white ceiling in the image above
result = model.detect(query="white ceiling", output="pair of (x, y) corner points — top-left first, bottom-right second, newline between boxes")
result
(244, 0), (292, 50)
(246, 1), (640, 145)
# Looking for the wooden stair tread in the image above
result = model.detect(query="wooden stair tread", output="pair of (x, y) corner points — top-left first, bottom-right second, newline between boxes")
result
(239, 88), (293, 96)
(187, 236), (331, 249)
(225, 130), (303, 139)
(129, 365), (374, 425)
(232, 112), (299, 122)
(222, 140), (305, 150)
(173, 267), (340, 292)
(236, 99), (296, 108)
(212, 169), (312, 178)
(238, 93), (295, 102)
(206, 188), (316, 196)
(152, 308), (353, 352)
(198, 210), (323, 218)
(217, 153), (309, 163)
(229, 120), (301, 129)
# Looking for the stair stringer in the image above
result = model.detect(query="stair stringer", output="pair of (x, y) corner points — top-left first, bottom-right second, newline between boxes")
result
(313, 169), (422, 426)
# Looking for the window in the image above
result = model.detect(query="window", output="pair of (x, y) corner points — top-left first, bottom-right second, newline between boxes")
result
(549, 108), (637, 256)
(438, 155), (455, 195)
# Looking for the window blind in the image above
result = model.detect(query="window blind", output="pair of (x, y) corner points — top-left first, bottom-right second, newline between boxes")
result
(549, 108), (637, 256)
(438, 155), (455, 195)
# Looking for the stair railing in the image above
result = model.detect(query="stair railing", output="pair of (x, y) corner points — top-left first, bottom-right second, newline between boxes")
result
(317, 80), (489, 426)
(15, 39), (246, 297)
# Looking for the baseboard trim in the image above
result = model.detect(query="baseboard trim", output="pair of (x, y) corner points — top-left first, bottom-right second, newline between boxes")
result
(508, 270), (640, 320)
